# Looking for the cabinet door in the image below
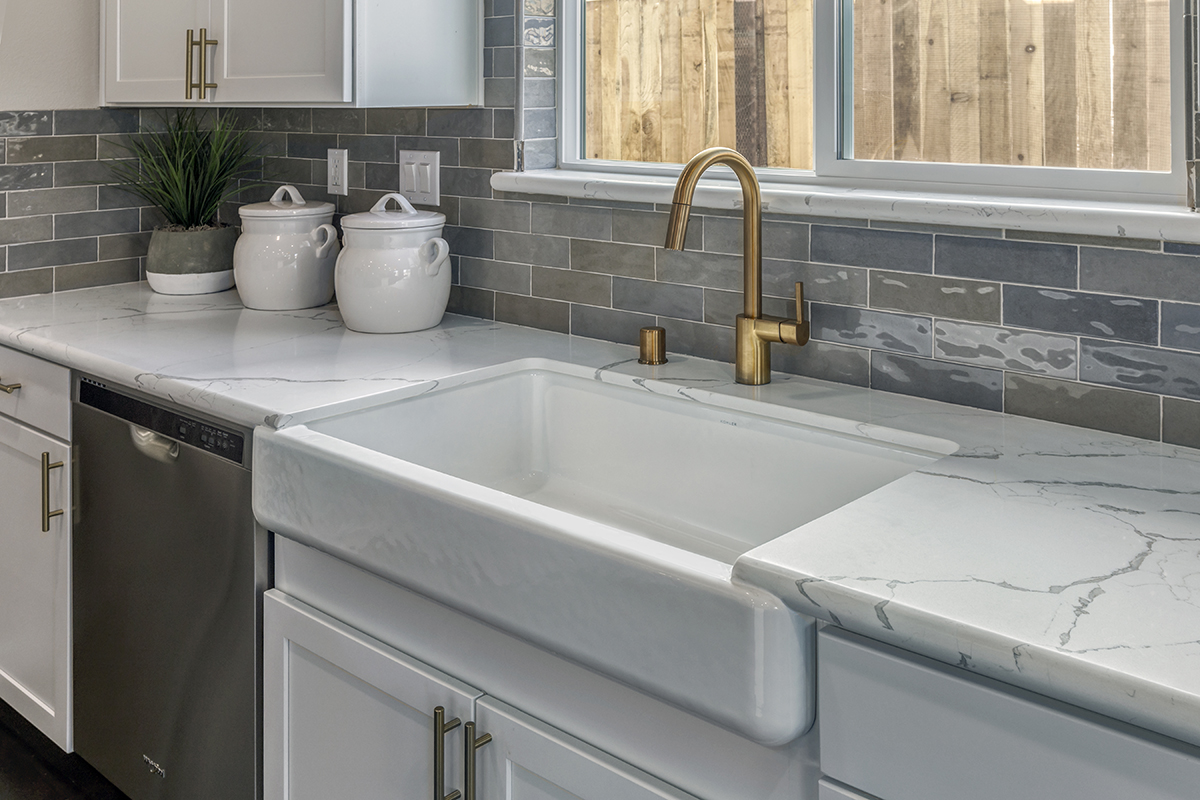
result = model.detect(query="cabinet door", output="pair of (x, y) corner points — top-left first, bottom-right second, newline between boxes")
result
(475, 698), (701, 800)
(103, 0), (210, 104)
(0, 416), (70, 751)
(264, 590), (482, 800)
(212, 0), (351, 104)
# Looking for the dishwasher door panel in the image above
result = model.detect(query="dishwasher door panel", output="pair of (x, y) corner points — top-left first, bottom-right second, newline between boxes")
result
(73, 400), (258, 800)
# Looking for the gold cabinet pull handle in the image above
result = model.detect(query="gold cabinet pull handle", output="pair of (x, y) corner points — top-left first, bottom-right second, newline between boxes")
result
(185, 28), (218, 100)
(199, 27), (218, 100)
(0, 379), (20, 394)
(463, 722), (492, 800)
(433, 707), (462, 800)
(185, 28), (195, 99)
(41, 452), (64, 533)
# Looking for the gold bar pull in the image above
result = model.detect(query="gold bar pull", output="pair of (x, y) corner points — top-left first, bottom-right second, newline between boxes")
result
(198, 27), (218, 100)
(795, 281), (805, 323)
(185, 29), (195, 99)
(0, 379), (21, 394)
(463, 722), (492, 800)
(433, 707), (462, 800)
(41, 452), (64, 533)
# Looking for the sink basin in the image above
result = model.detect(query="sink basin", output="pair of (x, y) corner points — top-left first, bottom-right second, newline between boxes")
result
(254, 359), (955, 744)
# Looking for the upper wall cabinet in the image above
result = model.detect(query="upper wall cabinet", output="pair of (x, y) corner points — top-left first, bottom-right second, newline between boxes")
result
(101, 0), (482, 107)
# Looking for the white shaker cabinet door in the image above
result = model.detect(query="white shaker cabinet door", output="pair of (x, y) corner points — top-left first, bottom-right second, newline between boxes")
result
(475, 698), (701, 800)
(264, 590), (482, 800)
(0, 416), (70, 751)
(103, 0), (210, 104)
(212, 0), (351, 104)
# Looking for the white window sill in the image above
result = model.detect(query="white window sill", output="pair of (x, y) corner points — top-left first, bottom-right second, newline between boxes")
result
(492, 169), (1200, 244)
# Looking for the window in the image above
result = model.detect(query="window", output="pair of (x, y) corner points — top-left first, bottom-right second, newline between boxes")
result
(566, 0), (1186, 205)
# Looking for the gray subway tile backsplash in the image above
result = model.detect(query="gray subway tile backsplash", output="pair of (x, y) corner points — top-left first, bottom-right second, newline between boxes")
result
(1004, 286), (1159, 344)
(934, 321), (1078, 379)
(1, 87), (1197, 447)
(811, 225), (933, 273)
(935, 235), (1077, 288)
(1004, 373), (1162, 440)
(1162, 302), (1200, 352)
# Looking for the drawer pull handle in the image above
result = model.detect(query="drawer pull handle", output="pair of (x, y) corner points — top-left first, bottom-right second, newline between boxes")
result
(433, 706), (462, 800)
(463, 721), (492, 800)
(0, 380), (20, 394)
(186, 28), (218, 100)
(41, 452), (64, 533)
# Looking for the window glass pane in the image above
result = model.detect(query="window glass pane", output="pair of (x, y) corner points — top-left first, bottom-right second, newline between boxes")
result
(848, 0), (1171, 170)
(583, 0), (814, 169)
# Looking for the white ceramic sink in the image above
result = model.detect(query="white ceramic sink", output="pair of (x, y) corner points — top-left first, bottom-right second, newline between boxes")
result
(254, 359), (956, 744)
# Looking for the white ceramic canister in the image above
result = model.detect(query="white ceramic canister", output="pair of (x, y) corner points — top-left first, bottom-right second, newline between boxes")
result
(234, 185), (339, 311)
(335, 193), (451, 334)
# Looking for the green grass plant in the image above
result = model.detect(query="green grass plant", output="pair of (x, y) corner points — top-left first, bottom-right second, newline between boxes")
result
(106, 109), (261, 230)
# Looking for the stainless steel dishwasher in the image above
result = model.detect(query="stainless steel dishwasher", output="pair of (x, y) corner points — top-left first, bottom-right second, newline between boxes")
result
(73, 377), (265, 800)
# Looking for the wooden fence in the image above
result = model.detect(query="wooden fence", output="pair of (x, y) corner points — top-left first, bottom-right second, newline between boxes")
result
(584, 0), (1171, 171)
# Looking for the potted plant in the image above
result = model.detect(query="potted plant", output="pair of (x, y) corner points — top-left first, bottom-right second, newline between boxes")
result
(106, 109), (261, 295)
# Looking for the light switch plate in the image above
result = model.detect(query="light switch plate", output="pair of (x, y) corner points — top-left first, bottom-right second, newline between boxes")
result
(398, 150), (440, 207)
(327, 148), (349, 196)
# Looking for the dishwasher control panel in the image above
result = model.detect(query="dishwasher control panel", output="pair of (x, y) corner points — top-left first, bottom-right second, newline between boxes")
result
(79, 380), (246, 465)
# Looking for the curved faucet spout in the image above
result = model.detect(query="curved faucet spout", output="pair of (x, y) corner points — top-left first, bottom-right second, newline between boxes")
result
(663, 147), (763, 318)
(664, 147), (808, 385)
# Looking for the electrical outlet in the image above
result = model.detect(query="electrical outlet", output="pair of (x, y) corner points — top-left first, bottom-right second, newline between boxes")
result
(398, 150), (440, 206)
(327, 148), (349, 196)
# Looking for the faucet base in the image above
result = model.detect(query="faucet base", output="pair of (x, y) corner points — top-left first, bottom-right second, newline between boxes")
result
(735, 315), (772, 385)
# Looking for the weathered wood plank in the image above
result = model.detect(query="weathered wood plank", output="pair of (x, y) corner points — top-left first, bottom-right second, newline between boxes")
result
(764, 0), (792, 167)
(680, 0), (710, 160)
(1146, 0), (1171, 172)
(600, 0), (622, 159)
(892, 0), (922, 160)
(947, 0), (981, 163)
(1113, 0), (1148, 170)
(1076, 0), (1113, 168)
(977, 0), (1010, 165)
(661, 0), (685, 163)
(1042, 0), (1077, 167)
(640, 0), (666, 162)
(585, 0), (602, 159)
(617, 0), (644, 161)
(856, 0), (895, 160)
(918, 0), (951, 162)
(717, 0), (739, 149)
(788, 0), (814, 169)
(1007, 0), (1044, 166)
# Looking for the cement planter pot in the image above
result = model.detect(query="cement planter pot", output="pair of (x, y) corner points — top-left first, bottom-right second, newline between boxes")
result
(145, 226), (240, 295)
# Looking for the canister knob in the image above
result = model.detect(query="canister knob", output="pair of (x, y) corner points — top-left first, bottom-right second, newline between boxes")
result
(639, 327), (667, 365)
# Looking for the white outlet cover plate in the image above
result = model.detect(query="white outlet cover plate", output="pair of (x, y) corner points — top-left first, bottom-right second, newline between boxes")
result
(327, 148), (349, 196)
(398, 150), (441, 207)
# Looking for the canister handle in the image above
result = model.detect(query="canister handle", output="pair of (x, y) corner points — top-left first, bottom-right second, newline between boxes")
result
(270, 185), (307, 206)
(372, 192), (420, 216)
(423, 238), (451, 277)
(312, 224), (339, 259)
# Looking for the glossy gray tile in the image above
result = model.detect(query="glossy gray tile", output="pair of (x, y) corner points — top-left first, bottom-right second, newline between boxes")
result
(1081, 339), (1200, 401)
(934, 321), (1077, 378)
(1004, 373), (1161, 440)
(871, 352), (1004, 411)
(570, 239), (654, 279)
(773, 340), (872, 386)
(495, 292), (569, 333)
(869, 271), (1002, 323)
(1081, 247), (1200, 304)
(936, 235), (1077, 288)
(613, 277), (704, 321)
(1004, 286), (1158, 344)
(1163, 398), (1200, 450)
(811, 225), (933, 273)
(1161, 302), (1200, 352)
(809, 304), (933, 356)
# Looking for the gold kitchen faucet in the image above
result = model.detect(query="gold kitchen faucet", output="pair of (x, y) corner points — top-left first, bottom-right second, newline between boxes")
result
(665, 147), (810, 385)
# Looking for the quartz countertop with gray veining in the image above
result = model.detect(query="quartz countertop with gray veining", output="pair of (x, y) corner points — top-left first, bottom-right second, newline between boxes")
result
(3, 283), (1199, 751)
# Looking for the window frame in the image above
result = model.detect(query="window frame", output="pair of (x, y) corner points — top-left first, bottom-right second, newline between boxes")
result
(559, 0), (1189, 207)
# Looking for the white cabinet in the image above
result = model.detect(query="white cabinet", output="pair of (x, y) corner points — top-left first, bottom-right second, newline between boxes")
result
(264, 591), (480, 800)
(0, 348), (71, 752)
(476, 699), (697, 800)
(264, 590), (700, 800)
(102, 0), (482, 107)
(103, 0), (351, 105)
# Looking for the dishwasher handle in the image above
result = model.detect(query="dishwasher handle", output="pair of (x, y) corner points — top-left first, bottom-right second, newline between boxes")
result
(130, 425), (180, 464)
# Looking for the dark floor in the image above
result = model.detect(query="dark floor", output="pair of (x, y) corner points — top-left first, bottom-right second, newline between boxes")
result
(0, 700), (128, 800)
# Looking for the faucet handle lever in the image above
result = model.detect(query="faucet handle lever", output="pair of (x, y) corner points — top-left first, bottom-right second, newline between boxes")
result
(794, 282), (805, 323)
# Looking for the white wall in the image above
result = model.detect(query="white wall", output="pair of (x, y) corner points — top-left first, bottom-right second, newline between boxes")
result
(0, 0), (98, 110)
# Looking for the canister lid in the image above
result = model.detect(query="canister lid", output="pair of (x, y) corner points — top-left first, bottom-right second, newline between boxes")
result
(340, 193), (445, 231)
(239, 185), (336, 219)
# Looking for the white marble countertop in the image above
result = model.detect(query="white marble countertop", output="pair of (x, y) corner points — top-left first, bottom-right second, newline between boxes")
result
(3, 283), (1199, 750)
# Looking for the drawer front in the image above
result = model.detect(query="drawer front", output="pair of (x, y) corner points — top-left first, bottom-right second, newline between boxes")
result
(819, 628), (1200, 800)
(0, 347), (70, 440)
